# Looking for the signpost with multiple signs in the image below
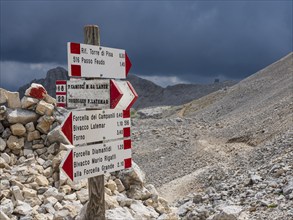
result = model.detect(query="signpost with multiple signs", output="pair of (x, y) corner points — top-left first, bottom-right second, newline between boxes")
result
(57, 25), (137, 220)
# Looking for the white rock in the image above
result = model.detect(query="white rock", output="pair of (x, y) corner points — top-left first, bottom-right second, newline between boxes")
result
(6, 108), (39, 124)
(76, 188), (89, 204)
(36, 100), (54, 116)
(0, 88), (7, 104)
(35, 175), (49, 186)
(106, 179), (118, 193)
(0, 199), (14, 216)
(10, 123), (26, 136)
(43, 203), (56, 214)
(64, 193), (77, 201)
(1, 153), (10, 164)
(47, 125), (70, 145)
(0, 157), (6, 168)
(105, 193), (120, 210)
(21, 96), (39, 109)
(106, 207), (135, 220)
(0, 137), (6, 151)
(14, 201), (32, 215)
(118, 161), (145, 189)
(130, 200), (159, 219)
(25, 83), (47, 99)
(114, 179), (125, 193)
(0, 210), (10, 220)
(44, 196), (58, 206)
(6, 91), (21, 108)
(23, 187), (37, 198)
(11, 185), (24, 201)
(53, 202), (63, 211)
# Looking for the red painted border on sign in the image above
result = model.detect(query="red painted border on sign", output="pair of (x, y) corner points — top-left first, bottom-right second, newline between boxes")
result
(62, 150), (73, 181)
(125, 53), (132, 77)
(123, 127), (131, 137)
(57, 103), (66, 108)
(124, 158), (132, 168)
(125, 81), (138, 110)
(123, 110), (130, 118)
(71, 65), (81, 77)
(61, 112), (73, 144)
(56, 80), (67, 85)
(124, 139), (131, 149)
(110, 80), (123, 109)
(70, 43), (81, 54)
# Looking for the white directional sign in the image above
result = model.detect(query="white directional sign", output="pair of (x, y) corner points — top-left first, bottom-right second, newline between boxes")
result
(61, 109), (131, 146)
(56, 79), (138, 110)
(67, 42), (132, 79)
(56, 79), (123, 109)
(60, 139), (132, 182)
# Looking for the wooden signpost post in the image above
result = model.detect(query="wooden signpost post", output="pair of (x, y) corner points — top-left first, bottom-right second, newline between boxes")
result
(58, 25), (137, 220)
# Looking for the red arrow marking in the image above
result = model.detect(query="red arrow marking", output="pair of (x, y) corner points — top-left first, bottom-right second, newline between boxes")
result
(123, 127), (131, 137)
(62, 150), (73, 181)
(126, 81), (138, 110)
(124, 139), (131, 149)
(110, 80), (123, 109)
(125, 53), (132, 77)
(71, 65), (81, 77)
(61, 112), (73, 144)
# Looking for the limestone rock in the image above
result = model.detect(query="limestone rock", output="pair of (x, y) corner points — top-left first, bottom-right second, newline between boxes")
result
(106, 207), (135, 220)
(130, 200), (159, 219)
(118, 161), (145, 189)
(36, 100), (54, 116)
(11, 185), (24, 201)
(76, 188), (88, 204)
(0, 88), (7, 104)
(0, 210), (10, 220)
(47, 125), (70, 145)
(1, 153), (11, 164)
(44, 94), (56, 106)
(25, 83), (47, 99)
(27, 130), (41, 141)
(36, 115), (54, 134)
(6, 108), (39, 124)
(23, 187), (37, 198)
(7, 135), (24, 150)
(0, 122), (4, 133)
(21, 96), (39, 109)
(0, 157), (7, 168)
(6, 91), (21, 108)
(0, 137), (6, 151)
(10, 123), (26, 136)
(283, 180), (293, 195)
(35, 175), (49, 186)
(105, 193), (120, 209)
(0, 198), (14, 216)
(106, 179), (118, 193)
(127, 185), (151, 200)
(25, 122), (35, 132)
(212, 212), (237, 220)
(115, 179), (125, 193)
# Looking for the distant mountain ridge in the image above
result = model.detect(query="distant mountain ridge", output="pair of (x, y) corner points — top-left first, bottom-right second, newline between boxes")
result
(18, 68), (236, 109)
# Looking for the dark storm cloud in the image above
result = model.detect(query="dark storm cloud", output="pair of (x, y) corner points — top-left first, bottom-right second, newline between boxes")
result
(1, 1), (292, 83)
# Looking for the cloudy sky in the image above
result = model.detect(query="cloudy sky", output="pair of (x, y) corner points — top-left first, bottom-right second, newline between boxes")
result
(0, 1), (292, 91)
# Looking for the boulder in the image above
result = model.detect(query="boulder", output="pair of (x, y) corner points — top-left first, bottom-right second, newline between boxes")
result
(6, 91), (21, 108)
(25, 83), (47, 99)
(21, 96), (39, 109)
(6, 108), (39, 124)
(118, 161), (145, 189)
(7, 135), (24, 150)
(27, 130), (41, 141)
(0, 88), (7, 104)
(36, 115), (54, 134)
(0, 137), (6, 151)
(47, 125), (70, 145)
(10, 123), (26, 136)
(36, 100), (54, 116)
(106, 207), (135, 220)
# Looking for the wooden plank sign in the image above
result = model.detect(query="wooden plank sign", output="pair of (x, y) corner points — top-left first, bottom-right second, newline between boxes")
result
(67, 42), (132, 79)
(61, 109), (131, 146)
(60, 139), (132, 182)
(56, 79), (123, 109)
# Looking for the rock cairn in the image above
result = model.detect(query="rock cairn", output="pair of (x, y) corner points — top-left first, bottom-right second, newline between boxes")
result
(0, 84), (178, 220)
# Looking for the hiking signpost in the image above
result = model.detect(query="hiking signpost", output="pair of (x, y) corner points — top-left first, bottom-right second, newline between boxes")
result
(58, 25), (137, 220)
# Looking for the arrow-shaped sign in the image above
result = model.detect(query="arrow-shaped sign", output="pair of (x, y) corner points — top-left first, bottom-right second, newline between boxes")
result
(61, 109), (131, 146)
(60, 139), (132, 182)
(67, 42), (132, 79)
(56, 79), (123, 109)
(56, 79), (137, 110)
(114, 81), (138, 110)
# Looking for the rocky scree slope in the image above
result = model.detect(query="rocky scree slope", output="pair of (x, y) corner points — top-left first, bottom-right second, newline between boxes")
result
(18, 67), (236, 109)
(0, 84), (178, 220)
(131, 52), (293, 219)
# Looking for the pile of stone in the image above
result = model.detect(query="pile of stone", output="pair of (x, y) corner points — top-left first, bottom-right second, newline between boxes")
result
(0, 84), (178, 220)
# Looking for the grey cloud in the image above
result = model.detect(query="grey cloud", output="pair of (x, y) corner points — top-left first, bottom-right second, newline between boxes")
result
(0, 1), (292, 85)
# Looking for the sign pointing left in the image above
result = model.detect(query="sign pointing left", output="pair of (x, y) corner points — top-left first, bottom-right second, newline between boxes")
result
(60, 139), (132, 182)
